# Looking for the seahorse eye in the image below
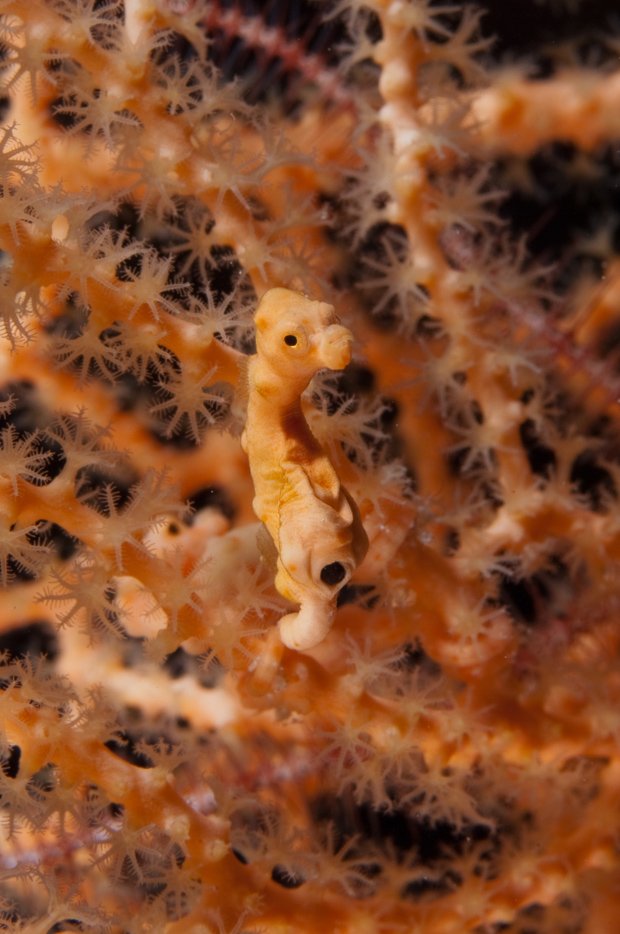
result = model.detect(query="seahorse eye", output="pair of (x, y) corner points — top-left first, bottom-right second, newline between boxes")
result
(320, 561), (346, 586)
(284, 334), (298, 346)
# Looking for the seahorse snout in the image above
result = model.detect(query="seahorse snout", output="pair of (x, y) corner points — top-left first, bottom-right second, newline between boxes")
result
(317, 324), (352, 370)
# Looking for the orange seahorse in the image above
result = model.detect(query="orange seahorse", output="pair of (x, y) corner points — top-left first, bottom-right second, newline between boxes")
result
(241, 288), (369, 651)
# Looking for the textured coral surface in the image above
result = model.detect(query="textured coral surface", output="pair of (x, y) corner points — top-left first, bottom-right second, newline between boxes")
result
(1, 0), (620, 931)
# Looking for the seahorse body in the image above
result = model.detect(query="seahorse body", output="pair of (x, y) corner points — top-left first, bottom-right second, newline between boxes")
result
(242, 288), (368, 651)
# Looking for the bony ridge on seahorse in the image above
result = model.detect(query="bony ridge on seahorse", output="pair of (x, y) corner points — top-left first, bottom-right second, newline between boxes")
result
(241, 288), (369, 652)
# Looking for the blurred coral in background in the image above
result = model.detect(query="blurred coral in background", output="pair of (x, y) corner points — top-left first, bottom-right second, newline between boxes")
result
(1, 0), (620, 930)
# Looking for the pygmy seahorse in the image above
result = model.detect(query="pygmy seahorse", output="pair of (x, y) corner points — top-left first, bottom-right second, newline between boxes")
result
(241, 288), (369, 651)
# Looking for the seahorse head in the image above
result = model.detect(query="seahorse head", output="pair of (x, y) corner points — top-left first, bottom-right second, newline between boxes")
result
(255, 288), (352, 377)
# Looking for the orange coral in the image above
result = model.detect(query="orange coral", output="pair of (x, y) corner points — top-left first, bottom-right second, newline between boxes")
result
(1, 0), (620, 931)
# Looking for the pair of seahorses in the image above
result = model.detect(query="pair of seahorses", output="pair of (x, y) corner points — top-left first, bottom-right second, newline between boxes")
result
(241, 288), (369, 652)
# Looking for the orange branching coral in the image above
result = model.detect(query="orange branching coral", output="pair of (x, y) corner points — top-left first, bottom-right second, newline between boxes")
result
(1, 0), (620, 931)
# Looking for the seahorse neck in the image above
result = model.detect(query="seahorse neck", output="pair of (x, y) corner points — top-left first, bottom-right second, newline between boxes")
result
(250, 358), (310, 414)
